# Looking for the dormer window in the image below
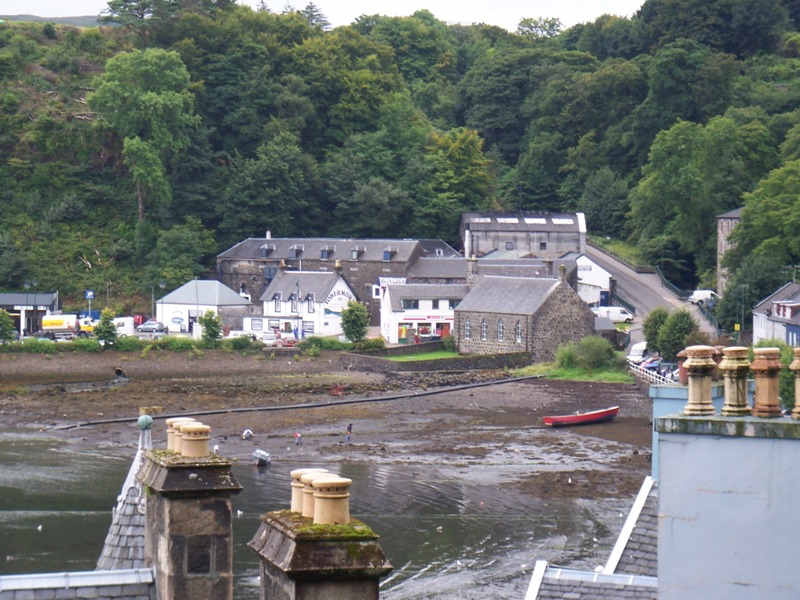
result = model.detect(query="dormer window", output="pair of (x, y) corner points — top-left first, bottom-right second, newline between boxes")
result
(320, 246), (334, 260)
(307, 294), (315, 313)
(288, 245), (304, 259)
(383, 246), (398, 261)
(273, 292), (282, 313)
(351, 246), (365, 260)
(259, 243), (275, 257)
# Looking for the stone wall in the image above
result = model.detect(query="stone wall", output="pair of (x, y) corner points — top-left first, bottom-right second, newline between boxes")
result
(529, 283), (595, 362)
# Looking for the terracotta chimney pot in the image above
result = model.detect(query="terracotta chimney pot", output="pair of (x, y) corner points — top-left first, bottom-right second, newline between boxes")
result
(180, 422), (212, 457)
(165, 417), (196, 452)
(719, 346), (752, 416)
(751, 347), (783, 418)
(290, 468), (329, 513)
(300, 472), (332, 518)
(312, 476), (352, 525)
(682, 345), (717, 416)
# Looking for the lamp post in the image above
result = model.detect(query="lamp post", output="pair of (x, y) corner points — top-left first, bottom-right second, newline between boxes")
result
(159, 281), (166, 326)
(23, 281), (30, 336)
(31, 280), (37, 334)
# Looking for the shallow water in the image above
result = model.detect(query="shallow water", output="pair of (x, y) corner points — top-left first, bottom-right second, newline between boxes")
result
(0, 430), (631, 598)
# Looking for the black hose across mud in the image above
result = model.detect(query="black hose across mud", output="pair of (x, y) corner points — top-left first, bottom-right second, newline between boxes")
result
(48, 374), (545, 431)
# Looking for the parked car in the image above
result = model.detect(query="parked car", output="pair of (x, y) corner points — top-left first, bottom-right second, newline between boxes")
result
(689, 289), (720, 306)
(641, 356), (662, 372)
(137, 321), (167, 333)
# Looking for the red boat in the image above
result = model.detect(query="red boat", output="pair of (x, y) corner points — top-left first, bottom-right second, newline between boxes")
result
(542, 405), (620, 427)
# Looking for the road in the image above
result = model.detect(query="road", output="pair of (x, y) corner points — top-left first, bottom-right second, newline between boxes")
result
(584, 246), (718, 345)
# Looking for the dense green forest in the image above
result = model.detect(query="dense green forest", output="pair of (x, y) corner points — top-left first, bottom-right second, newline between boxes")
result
(2, 0), (800, 327)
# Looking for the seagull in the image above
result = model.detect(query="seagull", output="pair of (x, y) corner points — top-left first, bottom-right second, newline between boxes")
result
(594, 565), (603, 573)
(436, 526), (443, 533)
(236, 510), (243, 518)
(213, 444), (220, 455)
(568, 477), (572, 484)
(37, 525), (42, 532)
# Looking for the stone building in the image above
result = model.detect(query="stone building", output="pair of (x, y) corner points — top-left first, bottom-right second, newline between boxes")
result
(453, 271), (595, 361)
(716, 207), (741, 294)
(216, 236), (459, 325)
(459, 211), (586, 259)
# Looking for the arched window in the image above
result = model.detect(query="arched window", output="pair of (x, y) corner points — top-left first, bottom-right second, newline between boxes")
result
(464, 318), (471, 340)
(497, 319), (504, 342)
(481, 319), (487, 341)
(515, 321), (523, 343)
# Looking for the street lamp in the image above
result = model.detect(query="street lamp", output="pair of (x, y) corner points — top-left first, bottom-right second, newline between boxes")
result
(159, 281), (166, 326)
(23, 281), (30, 336)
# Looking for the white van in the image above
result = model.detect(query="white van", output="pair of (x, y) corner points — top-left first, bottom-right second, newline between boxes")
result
(591, 306), (634, 323)
(689, 290), (720, 306)
(627, 341), (648, 364)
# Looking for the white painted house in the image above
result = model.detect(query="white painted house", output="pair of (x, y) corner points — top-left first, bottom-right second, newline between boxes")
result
(752, 281), (800, 345)
(380, 283), (470, 344)
(257, 270), (357, 338)
(157, 280), (252, 335)
(575, 254), (613, 306)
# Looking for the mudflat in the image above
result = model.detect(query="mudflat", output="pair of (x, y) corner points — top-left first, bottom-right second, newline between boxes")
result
(0, 349), (653, 500)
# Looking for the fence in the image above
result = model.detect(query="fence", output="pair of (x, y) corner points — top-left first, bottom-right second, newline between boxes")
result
(628, 360), (673, 385)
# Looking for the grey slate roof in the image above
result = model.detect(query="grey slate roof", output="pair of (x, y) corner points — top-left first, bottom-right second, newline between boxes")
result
(0, 292), (58, 308)
(385, 284), (471, 311)
(717, 207), (743, 219)
(218, 237), (441, 263)
(460, 211), (586, 233)
(532, 566), (657, 599)
(407, 257), (469, 280)
(454, 276), (559, 315)
(96, 429), (150, 571)
(753, 282), (800, 315)
(161, 280), (251, 306)
(612, 480), (659, 577)
(259, 270), (345, 302)
(474, 258), (577, 278)
(0, 568), (154, 599)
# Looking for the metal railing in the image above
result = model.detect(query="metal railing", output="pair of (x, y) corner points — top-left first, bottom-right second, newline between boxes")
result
(655, 266), (691, 300)
(628, 361), (674, 385)
(611, 293), (637, 316)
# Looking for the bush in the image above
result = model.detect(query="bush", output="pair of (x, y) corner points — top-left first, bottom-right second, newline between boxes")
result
(114, 336), (145, 352)
(575, 336), (615, 371)
(442, 334), (456, 352)
(341, 301), (369, 342)
(19, 338), (59, 353)
(153, 336), (196, 352)
(555, 341), (578, 369)
(353, 337), (386, 352)
(642, 307), (669, 352)
(72, 338), (102, 352)
(227, 336), (256, 351)
(299, 336), (352, 351)
(657, 310), (699, 361)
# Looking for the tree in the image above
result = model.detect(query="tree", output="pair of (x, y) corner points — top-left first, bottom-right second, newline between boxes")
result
(299, 3), (330, 29)
(198, 310), (223, 345)
(516, 17), (563, 40)
(0, 309), (15, 343)
(657, 309), (699, 361)
(93, 308), (119, 348)
(575, 335), (615, 371)
(88, 48), (200, 223)
(642, 307), (670, 352)
(340, 301), (369, 342)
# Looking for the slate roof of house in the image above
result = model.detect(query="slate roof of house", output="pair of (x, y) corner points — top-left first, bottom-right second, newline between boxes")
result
(385, 284), (471, 311)
(259, 270), (347, 303)
(454, 276), (560, 315)
(217, 237), (457, 263)
(460, 211), (586, 233)
(407, 257), (469, 280)
(753, 282), (800, 315)
(162, 280), (251, 306)
(717, 207), (743, 219)
(527, 477), (659, 599)
(474, 258), (576, 278)
(96, 428), (150, 571)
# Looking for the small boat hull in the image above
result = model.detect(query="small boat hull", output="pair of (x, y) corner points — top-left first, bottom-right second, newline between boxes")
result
(543, 405), (619, 427)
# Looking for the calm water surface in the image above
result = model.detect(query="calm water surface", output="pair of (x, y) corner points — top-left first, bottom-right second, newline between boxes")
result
(0, 430), (630, 599)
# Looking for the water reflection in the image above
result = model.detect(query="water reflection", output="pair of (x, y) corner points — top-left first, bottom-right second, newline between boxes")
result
(1, 431), (628, 599)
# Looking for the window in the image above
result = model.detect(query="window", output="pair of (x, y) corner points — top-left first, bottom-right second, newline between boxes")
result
(307, 295), (315, 313)
(505, 241), (514, 250)
(464, 318), (471, 339)
(290, 294), (298, 313)
(402, 299), (419, 310)
(515, 321), (523, 343)
(273, 293), (281, 312)
(497, 319), (504, 342)
(383, 250), (393, 261)
(539, 242), (547, 251)
(449, 299), (459, 310)
(251, 319), (263, 331)
(321, 248), (332, 260)
(481, 319), (487, 341)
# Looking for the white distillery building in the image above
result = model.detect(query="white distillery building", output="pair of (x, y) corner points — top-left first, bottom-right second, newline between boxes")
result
(257, 270), (358, 338)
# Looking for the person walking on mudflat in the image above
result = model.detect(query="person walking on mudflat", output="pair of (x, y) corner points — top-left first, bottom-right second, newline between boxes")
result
(346, 423), (353, 443)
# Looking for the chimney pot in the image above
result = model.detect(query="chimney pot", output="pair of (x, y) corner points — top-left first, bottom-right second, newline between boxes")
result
(682, 345), (717, 416)
(300, 472), (331, 518)
(719, 346), (752, 416)
(180, 422), (212, 457)
(790, 348), (800, 420)
(312, 476), (352, 525)
(165, 417), (196, 452)
(290, 468), (329, 513)
(751, 347), (783, 418)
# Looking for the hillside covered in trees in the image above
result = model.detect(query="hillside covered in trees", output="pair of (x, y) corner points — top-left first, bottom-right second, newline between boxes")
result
(2, 0), (800, 326)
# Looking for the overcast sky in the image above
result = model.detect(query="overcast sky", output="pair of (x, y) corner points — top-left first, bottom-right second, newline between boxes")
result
(4, 0), (644, 31)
